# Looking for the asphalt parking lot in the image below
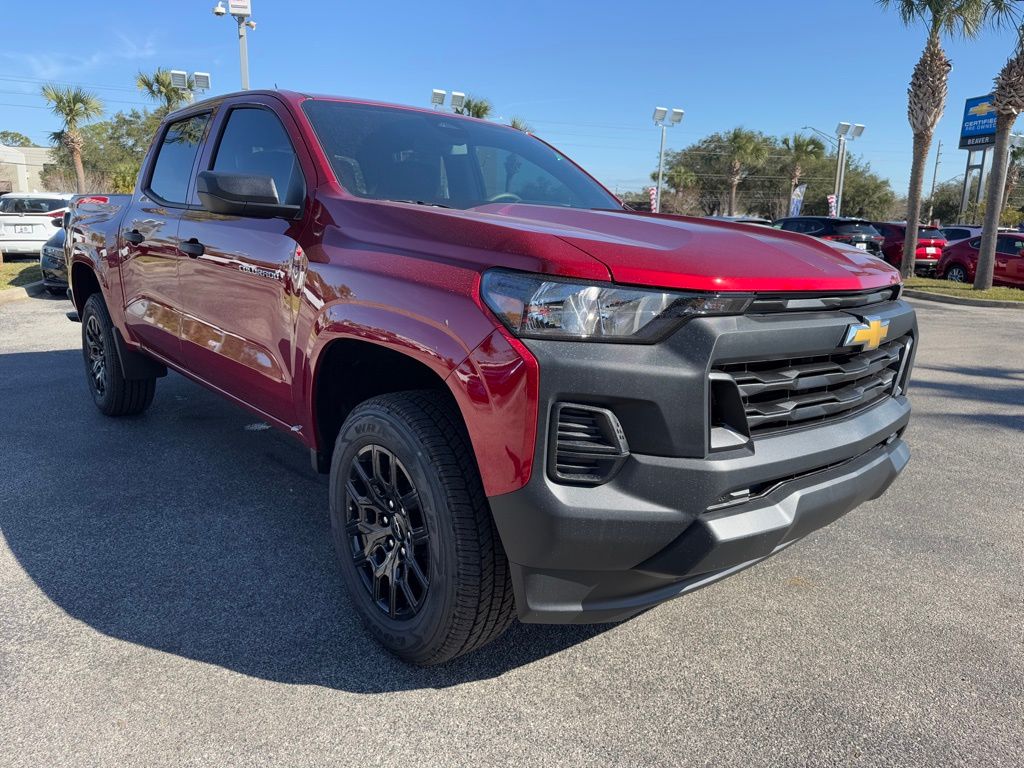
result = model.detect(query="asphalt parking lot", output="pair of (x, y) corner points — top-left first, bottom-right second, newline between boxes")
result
(0, 293), (1021, 767)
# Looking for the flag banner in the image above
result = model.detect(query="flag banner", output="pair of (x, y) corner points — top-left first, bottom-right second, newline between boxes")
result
(789, 184), (807, 217)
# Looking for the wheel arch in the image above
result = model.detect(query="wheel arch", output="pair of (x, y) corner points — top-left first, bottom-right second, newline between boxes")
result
(70, 260), (102, 315)
(309, 337), (466, 472)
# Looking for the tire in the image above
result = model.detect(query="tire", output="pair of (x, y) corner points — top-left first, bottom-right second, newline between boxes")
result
(81, 293), (156, 417)
(945, 264), (968, 283)
(329, 391), (515, 665)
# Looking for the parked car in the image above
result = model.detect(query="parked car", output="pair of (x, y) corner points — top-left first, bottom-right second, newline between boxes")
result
(937, 224), (1014, 248)
(773, 216), (885, 255)
(66, 90), (916, 665)
(937, 233), (1024, 285)
(708, 215), (772, 226)
(39, 217), (67, 295)
(872, 222), (946, 275)
(0, 192), (73, 258)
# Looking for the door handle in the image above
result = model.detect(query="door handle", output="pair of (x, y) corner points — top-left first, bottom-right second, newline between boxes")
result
(123, 230), (145, 245)
(179, 239), (205, 258)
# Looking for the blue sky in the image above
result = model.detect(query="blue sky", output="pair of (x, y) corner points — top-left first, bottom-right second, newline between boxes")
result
(2, 1), (1021, 195)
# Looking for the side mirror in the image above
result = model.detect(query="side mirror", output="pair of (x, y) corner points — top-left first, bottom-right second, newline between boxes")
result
(196, 170), (301, 219)
(52, 215), (64, 228)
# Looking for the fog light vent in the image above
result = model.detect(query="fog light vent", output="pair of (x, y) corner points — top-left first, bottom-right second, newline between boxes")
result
(549, 403), (629, 485)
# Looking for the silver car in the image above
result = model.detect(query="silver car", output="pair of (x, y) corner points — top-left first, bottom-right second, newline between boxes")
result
(0, 193), (73, 258)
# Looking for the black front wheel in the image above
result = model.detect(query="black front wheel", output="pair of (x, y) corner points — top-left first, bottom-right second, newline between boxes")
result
(329, 391), (515, 665)
(81, 294), (156, 417)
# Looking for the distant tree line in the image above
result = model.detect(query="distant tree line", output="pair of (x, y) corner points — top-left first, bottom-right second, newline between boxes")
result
(652, 128), (899, 221)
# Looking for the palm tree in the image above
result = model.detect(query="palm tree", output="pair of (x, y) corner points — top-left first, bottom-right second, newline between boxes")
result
(976, 21), (1024, 290)
(136, 68), (194, 116)
(781, 133), (826, 193)
(721, 128), (770, 215)
(879, 0), (1005, 279)
(455, 96), (492, 119)
(41, 84), (103, 193)
(509, 116), (531, 132)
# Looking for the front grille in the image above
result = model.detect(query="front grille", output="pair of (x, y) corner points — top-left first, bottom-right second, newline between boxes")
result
(712, 335), (910, 436)
(548, 403), (629, 485)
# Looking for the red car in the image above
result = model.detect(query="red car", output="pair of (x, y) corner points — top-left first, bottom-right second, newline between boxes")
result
(65, 90), (916, 664)
(872, 222), (947, 274)
(937, 232), (1024, 285)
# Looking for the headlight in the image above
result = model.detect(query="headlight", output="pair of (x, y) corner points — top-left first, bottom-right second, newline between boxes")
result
(480, 270), (750, 342)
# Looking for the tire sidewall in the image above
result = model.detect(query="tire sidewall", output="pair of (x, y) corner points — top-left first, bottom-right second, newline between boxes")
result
(329, 403), (458, 658)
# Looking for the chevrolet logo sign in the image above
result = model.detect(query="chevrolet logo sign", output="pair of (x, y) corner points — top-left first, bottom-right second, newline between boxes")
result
(968, 100), (995, 117)
(843, 317), (890, 351)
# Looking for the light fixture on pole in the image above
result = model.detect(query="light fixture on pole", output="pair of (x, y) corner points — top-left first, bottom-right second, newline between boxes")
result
(166, 71), (212, 104)
(833, 121), (864, 217)
(653, 106), (684, 214)
(213, 1), (255, 90)
(430, 89), (467, 113)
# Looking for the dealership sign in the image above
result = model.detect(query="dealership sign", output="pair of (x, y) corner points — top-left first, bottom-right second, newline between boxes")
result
(959, 95), (997, 149)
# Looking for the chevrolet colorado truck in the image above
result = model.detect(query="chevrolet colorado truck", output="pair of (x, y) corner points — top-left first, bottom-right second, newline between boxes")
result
(67, 90), (916, 665)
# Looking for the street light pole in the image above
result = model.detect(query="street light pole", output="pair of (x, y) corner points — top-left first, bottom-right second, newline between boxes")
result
(656, 124), (666, 213)
(213, 2), (255, 90)
(834, 133), (847, 214)
(833, 122), (864, 217)
(652, 106), (684, 214)
(236, 15), (250, 90)
(927, 139), (942, 224)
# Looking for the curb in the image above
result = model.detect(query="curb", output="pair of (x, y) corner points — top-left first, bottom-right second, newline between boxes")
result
(904, 288), (1024, 310)
(0, 280), (45, 305)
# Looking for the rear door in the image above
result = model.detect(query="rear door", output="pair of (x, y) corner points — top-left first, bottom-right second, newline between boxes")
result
(176, 97), (312, 425)
(995, 234), (1024, 285)
(119, 111), (211, 363)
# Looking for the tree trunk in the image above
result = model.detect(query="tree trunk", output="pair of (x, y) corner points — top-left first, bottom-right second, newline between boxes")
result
(901, 132), (931, 279)
(728, 180), (738, 215)
(975, 113), (1015, 291)
(72, 149), (86, 194)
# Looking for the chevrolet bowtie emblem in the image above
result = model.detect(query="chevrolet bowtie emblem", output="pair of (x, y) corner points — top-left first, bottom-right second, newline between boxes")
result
(844, 317), (890, 351)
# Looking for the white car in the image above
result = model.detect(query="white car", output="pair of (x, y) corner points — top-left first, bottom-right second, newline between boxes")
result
(0, 192), (73, 258)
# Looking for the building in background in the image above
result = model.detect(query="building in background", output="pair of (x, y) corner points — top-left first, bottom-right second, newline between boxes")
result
(0, 145), (54, 194)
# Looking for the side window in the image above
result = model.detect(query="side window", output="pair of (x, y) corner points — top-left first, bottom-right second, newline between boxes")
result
(212, 108), (305, 207)
(997, 236), (1024, 254)
(780, 220), (801, 232)
(804, 221), (824, 235)
(148, 113), (210, 205)
(474, 146), (574, 207)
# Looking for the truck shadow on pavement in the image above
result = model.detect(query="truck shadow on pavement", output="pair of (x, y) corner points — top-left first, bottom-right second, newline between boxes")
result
(0, 350), (612, 692)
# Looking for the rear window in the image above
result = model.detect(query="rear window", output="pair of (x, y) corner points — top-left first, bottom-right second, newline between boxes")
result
(0, 197), (67, 214)
(919, 227), (944, 239)
(833, 221), (880, 236)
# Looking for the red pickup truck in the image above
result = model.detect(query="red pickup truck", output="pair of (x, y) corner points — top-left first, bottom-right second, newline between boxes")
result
(67, 90), (916, 665)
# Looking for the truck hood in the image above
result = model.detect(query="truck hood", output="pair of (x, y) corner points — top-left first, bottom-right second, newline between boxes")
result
(473, 204), (901, 293)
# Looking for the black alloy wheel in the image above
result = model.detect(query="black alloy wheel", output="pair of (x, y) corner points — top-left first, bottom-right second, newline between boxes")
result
(84, 313), (107, 397)
(345, 444), (430, 619)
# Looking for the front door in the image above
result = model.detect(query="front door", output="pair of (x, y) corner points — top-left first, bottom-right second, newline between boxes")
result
(176, 101), (311, 427)
(119, 112), (211, 365)
(996, 234), (1024, 285)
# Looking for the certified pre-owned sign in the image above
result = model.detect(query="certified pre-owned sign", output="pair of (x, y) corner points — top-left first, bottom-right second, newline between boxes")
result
(960, 94), (998, 149)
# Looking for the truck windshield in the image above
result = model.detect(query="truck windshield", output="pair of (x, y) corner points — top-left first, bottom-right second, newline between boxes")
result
(302, 100), (621, 211)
